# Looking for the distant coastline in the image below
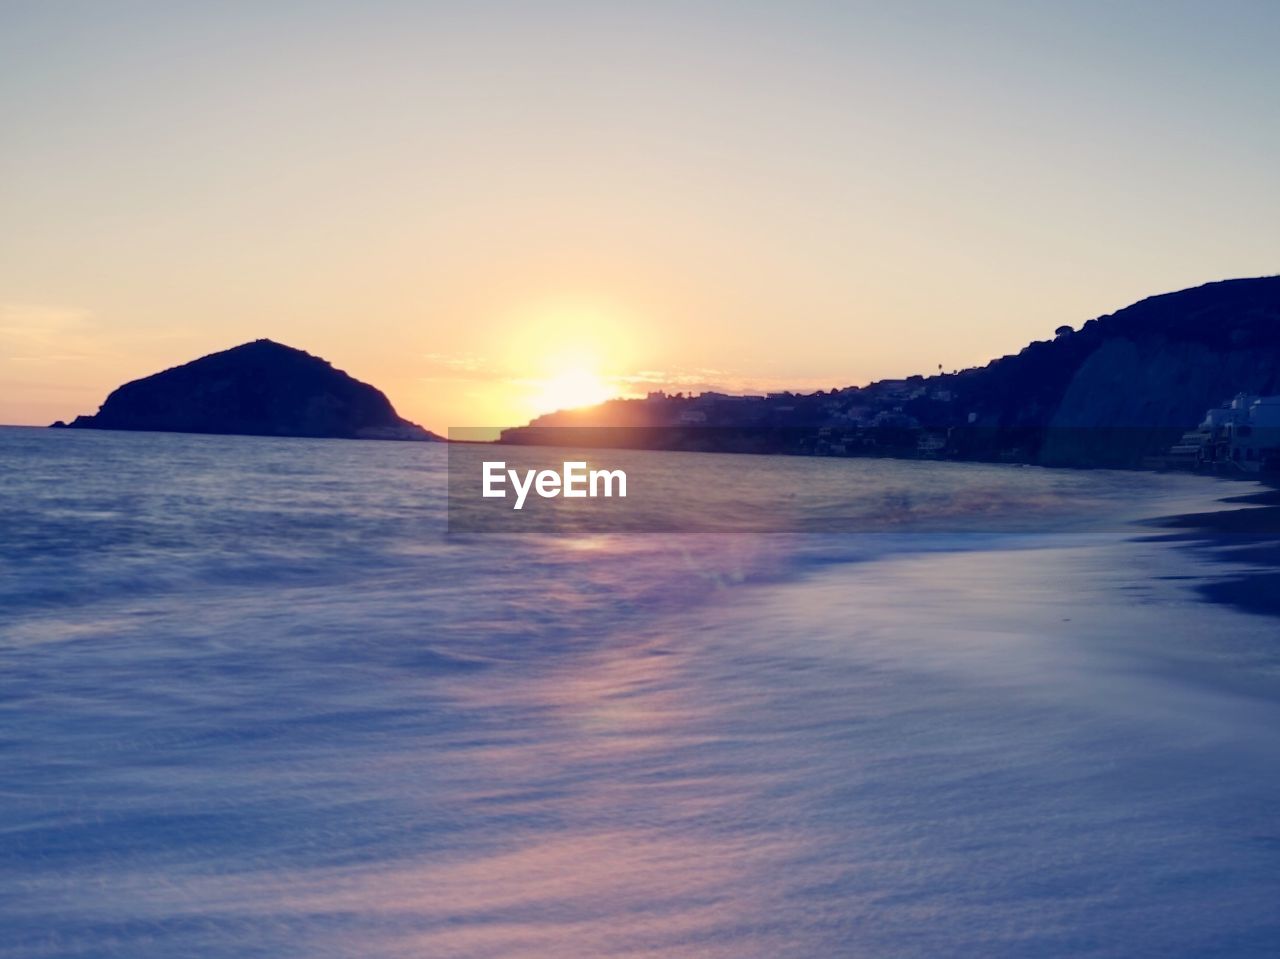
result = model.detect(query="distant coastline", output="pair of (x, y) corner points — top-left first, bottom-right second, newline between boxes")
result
(47, 275), (1280, 466)
(501, 276), (1280, 472)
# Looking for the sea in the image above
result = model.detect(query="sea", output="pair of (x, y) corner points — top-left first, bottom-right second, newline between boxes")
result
(2, 425), (1279, 958)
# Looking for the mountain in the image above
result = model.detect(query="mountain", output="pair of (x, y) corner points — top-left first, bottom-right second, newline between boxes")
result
(504, 275), (1280, 467)
(1014, 276), (1280, 464)
(53, 339), (440, 441)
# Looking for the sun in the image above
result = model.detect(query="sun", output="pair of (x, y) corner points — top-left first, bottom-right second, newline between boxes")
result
(530, 365), (615, 415)
(499, 299), (640, 419)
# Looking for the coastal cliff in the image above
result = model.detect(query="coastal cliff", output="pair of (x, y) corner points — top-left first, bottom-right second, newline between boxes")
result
(953, 276), (1280, 465)
(54, 339), (439, 441)
(505, 276), (1280, 468)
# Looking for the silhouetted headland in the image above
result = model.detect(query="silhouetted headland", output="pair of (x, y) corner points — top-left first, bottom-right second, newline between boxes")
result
(52, 339), (440, 441)
(503, 276), (1280, 470)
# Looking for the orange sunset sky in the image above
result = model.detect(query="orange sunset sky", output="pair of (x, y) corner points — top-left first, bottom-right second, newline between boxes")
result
(3, 2), (1278, 433)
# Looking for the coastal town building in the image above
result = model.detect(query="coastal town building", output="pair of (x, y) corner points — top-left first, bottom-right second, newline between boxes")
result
(1170, 393), (1280, 473)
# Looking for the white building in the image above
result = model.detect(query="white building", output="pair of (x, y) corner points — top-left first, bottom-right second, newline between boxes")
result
(1184, 394), (1280, 472)
(1200, 393), (1256, 429)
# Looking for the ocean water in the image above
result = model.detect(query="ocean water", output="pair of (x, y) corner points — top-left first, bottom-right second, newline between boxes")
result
(2, 425), (1280, 958)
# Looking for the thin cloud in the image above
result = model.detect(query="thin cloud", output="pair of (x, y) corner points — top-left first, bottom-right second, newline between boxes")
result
(0, 304), (99, 362)
(412, 354), (840, 403)
(417, 352), (498, 383)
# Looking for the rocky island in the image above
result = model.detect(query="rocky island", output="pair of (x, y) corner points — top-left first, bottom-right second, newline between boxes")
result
(53, 339), (440, 441)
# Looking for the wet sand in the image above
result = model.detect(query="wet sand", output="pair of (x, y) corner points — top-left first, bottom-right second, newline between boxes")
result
(1147, 485), (1280, 618)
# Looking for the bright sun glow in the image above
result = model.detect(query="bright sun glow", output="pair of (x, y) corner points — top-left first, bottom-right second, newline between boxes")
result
(530, 366), (615, 415)
(502, 300), (641, 419)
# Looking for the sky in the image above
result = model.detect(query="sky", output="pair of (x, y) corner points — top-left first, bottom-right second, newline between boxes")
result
(2, 0), (1278, 432)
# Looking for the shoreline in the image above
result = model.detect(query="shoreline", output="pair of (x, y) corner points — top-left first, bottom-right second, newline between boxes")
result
(11, 422), (1280, 486)
(1145, 487), (1280, 619)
